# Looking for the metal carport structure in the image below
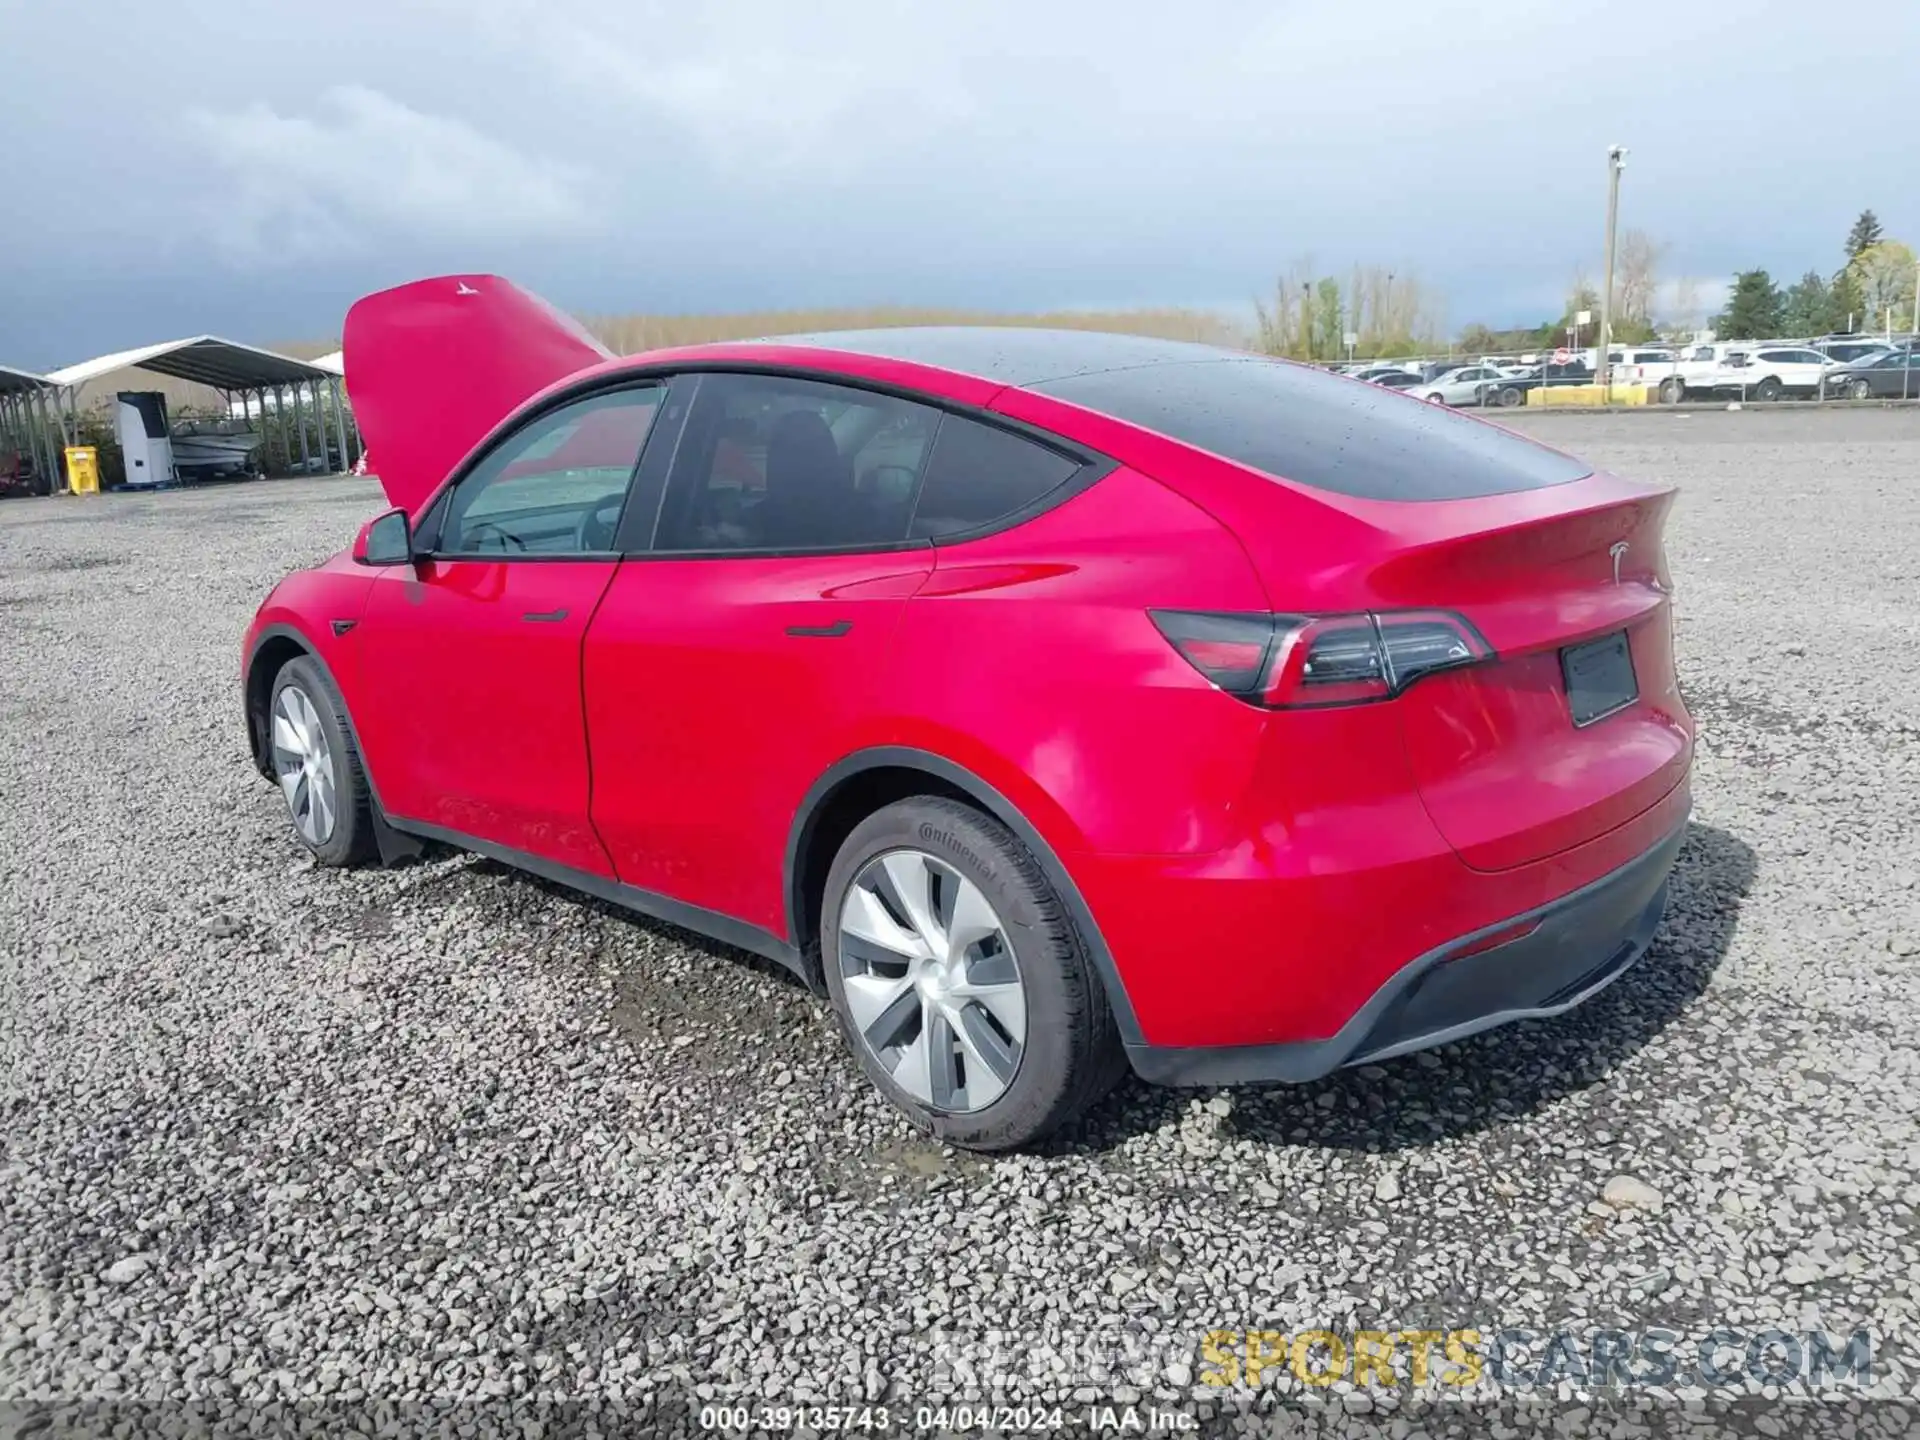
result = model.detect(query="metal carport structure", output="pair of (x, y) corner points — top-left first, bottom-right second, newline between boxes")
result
(44, 337), (360, 481)
(1, 364), (63, 495)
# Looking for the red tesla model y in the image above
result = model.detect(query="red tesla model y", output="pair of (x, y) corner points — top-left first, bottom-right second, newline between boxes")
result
(243, 275), (1693, 1149)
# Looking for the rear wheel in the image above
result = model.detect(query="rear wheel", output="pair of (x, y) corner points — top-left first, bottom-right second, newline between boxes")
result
(269, 657), (376, 867)
(820, 797), (1124, 1151)
(1658, 376), (1686, 404)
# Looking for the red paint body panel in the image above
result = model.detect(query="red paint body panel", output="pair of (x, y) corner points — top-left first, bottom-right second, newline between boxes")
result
(1072, 770), (1691, 1049)
(249, 283), (1697, 1074)
(886, 467), (1272, 859)
(582, 552), (933, 928)
(243, 552), (375, 685)
(352, 560), (620, 875)
(343, 274), (611, 515)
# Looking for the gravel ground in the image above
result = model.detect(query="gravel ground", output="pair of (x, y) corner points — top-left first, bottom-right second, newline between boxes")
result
(2, 408), (1917, 1436)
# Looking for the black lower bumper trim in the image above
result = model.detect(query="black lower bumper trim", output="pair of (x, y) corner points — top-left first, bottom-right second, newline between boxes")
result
(1126, 818), (1688, 1087)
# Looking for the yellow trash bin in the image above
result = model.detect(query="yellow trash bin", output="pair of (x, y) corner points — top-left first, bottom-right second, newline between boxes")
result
(65, 446), (100, 496)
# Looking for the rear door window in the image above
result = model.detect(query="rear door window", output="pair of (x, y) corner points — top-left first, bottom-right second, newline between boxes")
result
(1034, 358), (1591, 501)
(652, 373), (940, 552)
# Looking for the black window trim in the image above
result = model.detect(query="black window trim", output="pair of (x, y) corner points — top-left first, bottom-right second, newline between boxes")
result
(416, 360), (1119, 564)
(413, 376), (677, 565)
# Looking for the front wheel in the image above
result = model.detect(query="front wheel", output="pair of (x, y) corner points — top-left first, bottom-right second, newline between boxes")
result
(1753, 377), (1782, 402)
(1496, 386), (1523, 407)
(268, 657), (376, 866)
(1658, 377), (1686, 404)
(1424, 392), (1447, 405)
(1850, 379), (1873, 401)
(820, 797), (1124, 1150)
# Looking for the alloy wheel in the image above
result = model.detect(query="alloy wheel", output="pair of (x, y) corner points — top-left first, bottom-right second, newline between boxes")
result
(270, 684), (337, 846)
(837, 849), (1027, 1112)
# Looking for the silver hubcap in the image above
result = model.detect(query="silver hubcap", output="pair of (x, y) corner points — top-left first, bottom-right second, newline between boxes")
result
(270, 685), (336, 847)
(838, 849), (1027, 1113)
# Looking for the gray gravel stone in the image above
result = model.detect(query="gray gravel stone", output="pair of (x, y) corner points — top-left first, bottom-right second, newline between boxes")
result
(101, 1256), (150, 1286)
(1603, 1175), (1664, 1212)
(3, 408), (1919, 1425)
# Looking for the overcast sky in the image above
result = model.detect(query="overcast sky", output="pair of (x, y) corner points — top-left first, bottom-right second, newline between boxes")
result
(2, 0), (1914, 368)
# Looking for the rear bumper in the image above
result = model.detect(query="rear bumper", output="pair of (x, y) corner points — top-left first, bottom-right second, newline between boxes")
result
(1124, 817), (1685, 1087)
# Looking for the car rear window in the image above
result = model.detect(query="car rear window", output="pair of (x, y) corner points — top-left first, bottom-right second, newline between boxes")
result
(909, 416), (1081, 539)
(1032, 359), (1592, 501)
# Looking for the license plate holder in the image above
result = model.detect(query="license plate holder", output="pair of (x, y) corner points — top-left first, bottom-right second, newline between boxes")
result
(1561, 631), (1638, 727)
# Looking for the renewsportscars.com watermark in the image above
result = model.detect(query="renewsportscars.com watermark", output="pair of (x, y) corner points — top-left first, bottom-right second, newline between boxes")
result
(1197, 1326), (1875, 1392)
(922, 1324), (1880, 1397)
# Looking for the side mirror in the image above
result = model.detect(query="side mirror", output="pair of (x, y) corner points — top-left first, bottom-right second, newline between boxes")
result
(354, 507), (413, 566)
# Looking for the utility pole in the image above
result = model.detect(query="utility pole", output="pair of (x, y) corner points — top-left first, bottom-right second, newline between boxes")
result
(1596, 145), (1627, 396)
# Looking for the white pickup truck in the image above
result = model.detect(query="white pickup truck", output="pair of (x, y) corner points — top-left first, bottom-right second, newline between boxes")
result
(1635, 343), (1741, 402)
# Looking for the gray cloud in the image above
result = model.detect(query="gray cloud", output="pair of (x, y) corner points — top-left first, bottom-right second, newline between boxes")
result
(183, 87), (600, 261)
(1, 0), (1914, 367)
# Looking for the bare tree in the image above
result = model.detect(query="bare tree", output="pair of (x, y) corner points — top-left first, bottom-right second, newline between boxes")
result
(1256, 260), (1446, 361)
(1615, 230), (1666, 331)
(1662, 277), (1702, 341)
(1254, 257), (1318, 358)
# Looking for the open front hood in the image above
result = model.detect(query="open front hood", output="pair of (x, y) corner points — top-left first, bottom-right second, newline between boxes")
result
(342, 275), (613, 514)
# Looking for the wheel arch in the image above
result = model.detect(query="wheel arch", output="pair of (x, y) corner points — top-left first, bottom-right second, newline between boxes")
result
(244, 623), (327, 779)
(783, 747), (1143, 1042)
(244, 623), (420, 865)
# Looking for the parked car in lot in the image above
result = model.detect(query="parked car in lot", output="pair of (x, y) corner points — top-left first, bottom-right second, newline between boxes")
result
(244, 274), (1694, 1149)
(1417, 364), (1527, 406)
(1813, 338), (1894, 365)
(1647, 342), (1748, 402)
(1482, 361), (1594, 404)
(1820, 348), (1920, 400)
(1368, 371), (1427, 391)
(1711, 346), (1835, 400)
(1351, 365), (1420, 385)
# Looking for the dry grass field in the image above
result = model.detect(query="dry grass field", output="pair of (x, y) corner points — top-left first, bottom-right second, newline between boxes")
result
(53, 305), (1251, 420)
(578, 304), (1251, 354)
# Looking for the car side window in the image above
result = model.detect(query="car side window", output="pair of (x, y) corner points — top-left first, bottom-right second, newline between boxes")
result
(652, 374), (940, 553)
(437, 387), (662, 556)
(908, 416), (1083, 540)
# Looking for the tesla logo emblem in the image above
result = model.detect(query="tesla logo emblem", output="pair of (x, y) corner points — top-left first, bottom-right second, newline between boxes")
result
(455, 281), (479, 296)
(1610, 541), (1630, 585)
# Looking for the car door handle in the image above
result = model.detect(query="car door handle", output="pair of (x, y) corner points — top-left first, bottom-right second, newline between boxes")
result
(786, 619), (852, 638)
(522, 608), (569, 623)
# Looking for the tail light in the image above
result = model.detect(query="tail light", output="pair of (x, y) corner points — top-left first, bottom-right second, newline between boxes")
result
(1150, 609), (1491, 709)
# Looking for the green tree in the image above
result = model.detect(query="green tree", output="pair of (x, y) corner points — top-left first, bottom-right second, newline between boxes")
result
(1313, 278), (1344, 360)
(1847, 240), (1919, 331)
(1830, 265), (1865, 332)
(1846, 209), (1883, 259)
(1456, 323), (1497, 356)
(1781, 270), (1837, 335)
(1713, 270), (1784, 339)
